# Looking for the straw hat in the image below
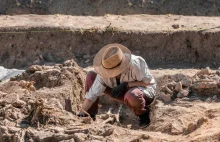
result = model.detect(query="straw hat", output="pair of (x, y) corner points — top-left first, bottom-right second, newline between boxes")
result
(93, 43), (131, 78)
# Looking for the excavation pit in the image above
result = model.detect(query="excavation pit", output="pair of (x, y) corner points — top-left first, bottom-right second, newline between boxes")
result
(0, 14), (220, 141)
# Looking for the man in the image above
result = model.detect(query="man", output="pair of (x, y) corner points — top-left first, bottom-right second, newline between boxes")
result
(78, 43), (156, 128)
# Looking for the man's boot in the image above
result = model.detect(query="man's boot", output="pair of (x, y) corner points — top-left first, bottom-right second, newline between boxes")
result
(139, 112), (150, 128)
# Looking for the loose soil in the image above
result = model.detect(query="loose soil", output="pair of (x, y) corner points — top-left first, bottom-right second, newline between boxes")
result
(1, 0), (220, 16)
(1, 15), (220, 69)
(1, 61), (220, 142)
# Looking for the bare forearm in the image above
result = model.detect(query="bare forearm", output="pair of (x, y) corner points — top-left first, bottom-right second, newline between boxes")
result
(128, 81), (150, 88)
(81, 99), (94, 113)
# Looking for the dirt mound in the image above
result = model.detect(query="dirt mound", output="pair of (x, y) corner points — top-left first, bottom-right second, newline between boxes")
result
(157, 67), (220, 103)
(1, 0), (220, 16)
(1, 65), (220, 141)
(147, 67), (220, 138)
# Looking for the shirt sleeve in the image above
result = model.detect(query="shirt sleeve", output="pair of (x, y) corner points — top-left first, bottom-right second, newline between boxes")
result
(132, 57), (156, 85)
(85, 74), (106, 102)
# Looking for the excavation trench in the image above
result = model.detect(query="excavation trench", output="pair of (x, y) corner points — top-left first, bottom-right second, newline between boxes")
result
(1, 15), (220, 69)
(1, 15), (220, 141)
(1, 29), (220, 69)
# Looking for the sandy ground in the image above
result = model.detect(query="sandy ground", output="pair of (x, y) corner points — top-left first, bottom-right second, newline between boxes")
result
(1, 62), (220, 141)
(0, 14), (220, 142)
(0, 14), (220, 33)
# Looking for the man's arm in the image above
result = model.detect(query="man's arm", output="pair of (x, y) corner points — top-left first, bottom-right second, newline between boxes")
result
(79, 74), (106, 116)
(81, 98), (94, 113)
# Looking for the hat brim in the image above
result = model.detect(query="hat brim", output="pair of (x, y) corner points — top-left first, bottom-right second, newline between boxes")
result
(93, 43), (131, 78)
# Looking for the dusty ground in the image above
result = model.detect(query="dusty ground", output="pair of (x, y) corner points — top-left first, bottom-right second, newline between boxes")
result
(1, 0), (220, 16)
(1, 61), (220, 142)
(1, 15), (220, 68)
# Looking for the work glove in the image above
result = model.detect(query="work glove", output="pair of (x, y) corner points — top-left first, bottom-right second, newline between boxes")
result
(77, 112), (96, 120)
(77, 112), (88, 117)
(111, 82), (129, 98)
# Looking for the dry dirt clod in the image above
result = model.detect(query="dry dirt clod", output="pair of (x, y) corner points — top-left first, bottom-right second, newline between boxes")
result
(177, 89), (189, 98)
(165, 85), (173, 94)
(197, 67), (211, 75)
(175, 82), (182, 92)
(172, 24), (180, 29)
(30, 99), (44, 126)
(27, 65), (43, 73)
(158, 92), (172, 103)
(130, 134), (150, 142)
(11, 94), (26, 108)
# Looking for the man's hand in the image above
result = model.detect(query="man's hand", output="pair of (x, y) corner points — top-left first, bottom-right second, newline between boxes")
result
(111, 82), (128, 98)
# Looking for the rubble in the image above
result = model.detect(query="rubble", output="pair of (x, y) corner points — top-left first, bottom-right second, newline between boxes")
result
(158, 67), (220, 102)
(1, 64), (220, 141)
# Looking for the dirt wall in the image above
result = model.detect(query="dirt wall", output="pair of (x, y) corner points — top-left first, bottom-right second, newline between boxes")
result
(1, 0), (220, 16)
(0, 30), (220, 69)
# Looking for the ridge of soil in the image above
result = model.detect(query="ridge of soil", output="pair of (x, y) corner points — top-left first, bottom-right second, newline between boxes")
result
(1, 15), (220, 69)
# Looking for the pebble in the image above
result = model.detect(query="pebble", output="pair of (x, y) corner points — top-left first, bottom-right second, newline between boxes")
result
(172, 24), (180, 29)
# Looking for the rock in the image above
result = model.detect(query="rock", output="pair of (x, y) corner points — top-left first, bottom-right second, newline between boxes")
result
(197, 67), (211, 75)
(0, 99), (8, 106)
(12, 99), (26, 108)
(193, 82), (218, 90)
(172, 24), (179, 29)
(185, 117), (207, 134)
(159, 92), (172, 103)
(73, 133), (87, 142)
(0, 126), (8, 133)
(19, 80), (35, 91)
(102, 127), (114, 137)
(27, 65), (42, 73)
(29, 85), (36, 91)
(181, 77), (192, 87)
(46, 69), (61, 76)
(177, 89), (189, 98)
(175, 82), (182, 92)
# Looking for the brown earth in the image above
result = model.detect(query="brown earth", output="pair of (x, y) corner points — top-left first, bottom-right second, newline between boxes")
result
(1, 60), (220, 142)
(1, 15), (220, 69)
(1, 0), (220, 16)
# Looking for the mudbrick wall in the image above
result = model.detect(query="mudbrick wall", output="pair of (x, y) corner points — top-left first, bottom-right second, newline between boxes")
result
(0, 30), (220, 68)
(0, 0), (220, 16)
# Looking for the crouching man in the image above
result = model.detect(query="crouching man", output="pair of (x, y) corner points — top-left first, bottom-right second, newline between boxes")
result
(78, 43), (156, 128)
